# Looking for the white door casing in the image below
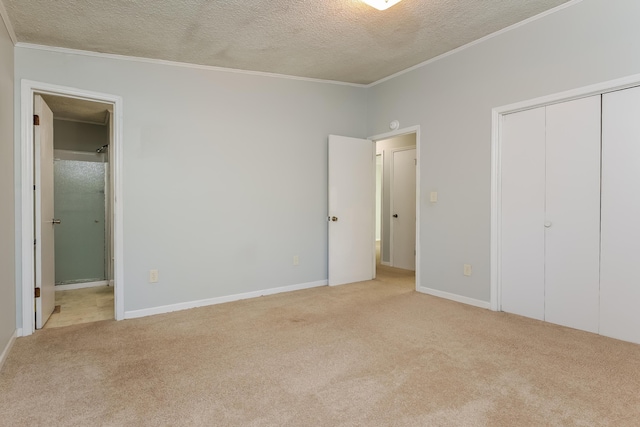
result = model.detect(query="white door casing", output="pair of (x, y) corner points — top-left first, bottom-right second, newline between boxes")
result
(34, 94), (56, 329)
(328, 135), (375, 286)
(21, 80), (124, 336)
(390, 148), (416, 271)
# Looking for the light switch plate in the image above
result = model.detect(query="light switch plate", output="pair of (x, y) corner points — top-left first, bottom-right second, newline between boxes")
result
(430, 191), (438, 203)
(149, 269), (159, 283)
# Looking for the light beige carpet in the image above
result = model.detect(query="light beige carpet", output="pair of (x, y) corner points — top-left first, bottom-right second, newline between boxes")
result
(2, 266), (640, 426)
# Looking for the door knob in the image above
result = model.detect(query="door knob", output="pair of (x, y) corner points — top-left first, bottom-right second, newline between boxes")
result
(544, 221), (552, 228)
(328, 216), (338, 222)
(393, 214), (398, 218)
(51, 219), (61, 225)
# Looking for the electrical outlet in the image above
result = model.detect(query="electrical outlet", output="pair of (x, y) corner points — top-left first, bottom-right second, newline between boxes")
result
(430, 191), (438, 203)
(149, 269), (159, 283)
(293, 255), (299, 266)
(463, 264), (472, 277)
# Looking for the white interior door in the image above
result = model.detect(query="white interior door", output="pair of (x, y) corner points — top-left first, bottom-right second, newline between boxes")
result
(391, 148), (416, 270)
(328, 135), (375, 286)
(544, 95), (601, 333)
(34, 94), (56, 329)
(600, 86), (640, 344)
(500, 106), (546, 321)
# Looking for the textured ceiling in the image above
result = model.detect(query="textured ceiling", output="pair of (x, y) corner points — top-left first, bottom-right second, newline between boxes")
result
(41, 95), (110, 125)
(5, 0), (571, 85)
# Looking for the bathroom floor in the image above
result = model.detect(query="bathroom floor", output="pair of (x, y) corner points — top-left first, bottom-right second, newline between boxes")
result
(43, 285), (114, 329)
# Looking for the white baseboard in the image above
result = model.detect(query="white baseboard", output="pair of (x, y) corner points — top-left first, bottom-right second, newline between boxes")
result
(55, 280), (109, 291)
(380, 261), (392, 266)
(124, 279), (328, 320)
(16, 328), (23, 337)
(0, 331), (17, 371)
(417, 286), (491, 310)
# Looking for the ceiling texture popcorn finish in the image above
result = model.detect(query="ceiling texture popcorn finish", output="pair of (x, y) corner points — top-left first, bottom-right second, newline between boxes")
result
(5, 0), (570, 84)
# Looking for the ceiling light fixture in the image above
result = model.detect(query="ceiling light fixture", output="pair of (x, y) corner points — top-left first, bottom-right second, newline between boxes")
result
(361, 0), (403, 11)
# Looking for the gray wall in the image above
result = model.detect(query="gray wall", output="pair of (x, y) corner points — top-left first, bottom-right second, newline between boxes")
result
(54, 119), (109, 152)
(0, 19), (16, 354)
(14, 47), (367, 322)
(367, 0), (640, 302)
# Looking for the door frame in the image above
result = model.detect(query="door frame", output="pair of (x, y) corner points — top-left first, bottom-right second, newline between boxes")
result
(490, 72), (640, 312)
(389, 146), (416, 269)
(368, 125), (420, 290)
(20, 80), (124, 335)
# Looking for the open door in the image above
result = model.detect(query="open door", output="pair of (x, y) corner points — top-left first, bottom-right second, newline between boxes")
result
(328, 135), (375, 286)
(34, 94), (57, 328)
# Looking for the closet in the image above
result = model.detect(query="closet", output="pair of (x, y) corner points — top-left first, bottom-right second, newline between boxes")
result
(500, 86), (640, 344)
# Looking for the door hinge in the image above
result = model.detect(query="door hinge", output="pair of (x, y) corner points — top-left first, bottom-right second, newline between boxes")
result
(33, 115), (40, 126)
(34, 239), (36, 245)
(34, 287), (41, 298)
(414, 159), (417, 166)
(33, 185), (36, 191)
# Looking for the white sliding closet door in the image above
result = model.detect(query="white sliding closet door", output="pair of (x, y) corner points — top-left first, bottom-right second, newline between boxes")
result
(600, 86), (640, 344)
(500, 107), (546, 321)
(544, 96), (601, 333)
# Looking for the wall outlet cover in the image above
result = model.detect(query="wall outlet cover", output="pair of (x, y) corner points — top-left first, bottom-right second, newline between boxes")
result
(463, 264), (472, 276)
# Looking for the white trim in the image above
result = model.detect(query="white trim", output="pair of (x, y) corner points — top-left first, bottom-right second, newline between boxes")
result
(0, 0), (17, 45)
(490, 72), (640, 313)
(418, 286), (491, 310)
(55, 281), (109, 291)
(368, 0), (584, 88)
(125, 280), (328, 320)
(490, 108), (502, 312)
(0, 331), (17, 371)
(15, 43), (366, 88)
(368, 125), (421, 291)
(380, 261), (392, 267)
(494, 74), (640, 116)
(20, 80), (125, 336)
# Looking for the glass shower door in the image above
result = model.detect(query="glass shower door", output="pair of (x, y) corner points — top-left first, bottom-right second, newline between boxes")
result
(54, 159), (106, 285)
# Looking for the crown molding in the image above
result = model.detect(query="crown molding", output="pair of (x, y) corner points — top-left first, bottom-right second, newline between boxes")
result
(0, 0), (17, 44)
(15, 42), (367, 88)
(367, 0), (584, 88)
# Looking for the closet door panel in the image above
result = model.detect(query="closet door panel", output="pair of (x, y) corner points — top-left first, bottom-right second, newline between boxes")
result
(545, 96), (601, 333)
(500, 107), (546, 320)
(601, 86), (640, 344)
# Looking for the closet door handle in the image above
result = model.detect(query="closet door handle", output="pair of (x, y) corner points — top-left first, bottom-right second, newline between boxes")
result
(544, 221), (552, 228)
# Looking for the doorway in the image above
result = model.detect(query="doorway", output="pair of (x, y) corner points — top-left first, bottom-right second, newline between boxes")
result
(327, 127), (420, 289)
(43, 95), (114, 328)
(20, 81), (124, 336)
(374, 133), (417, 273)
